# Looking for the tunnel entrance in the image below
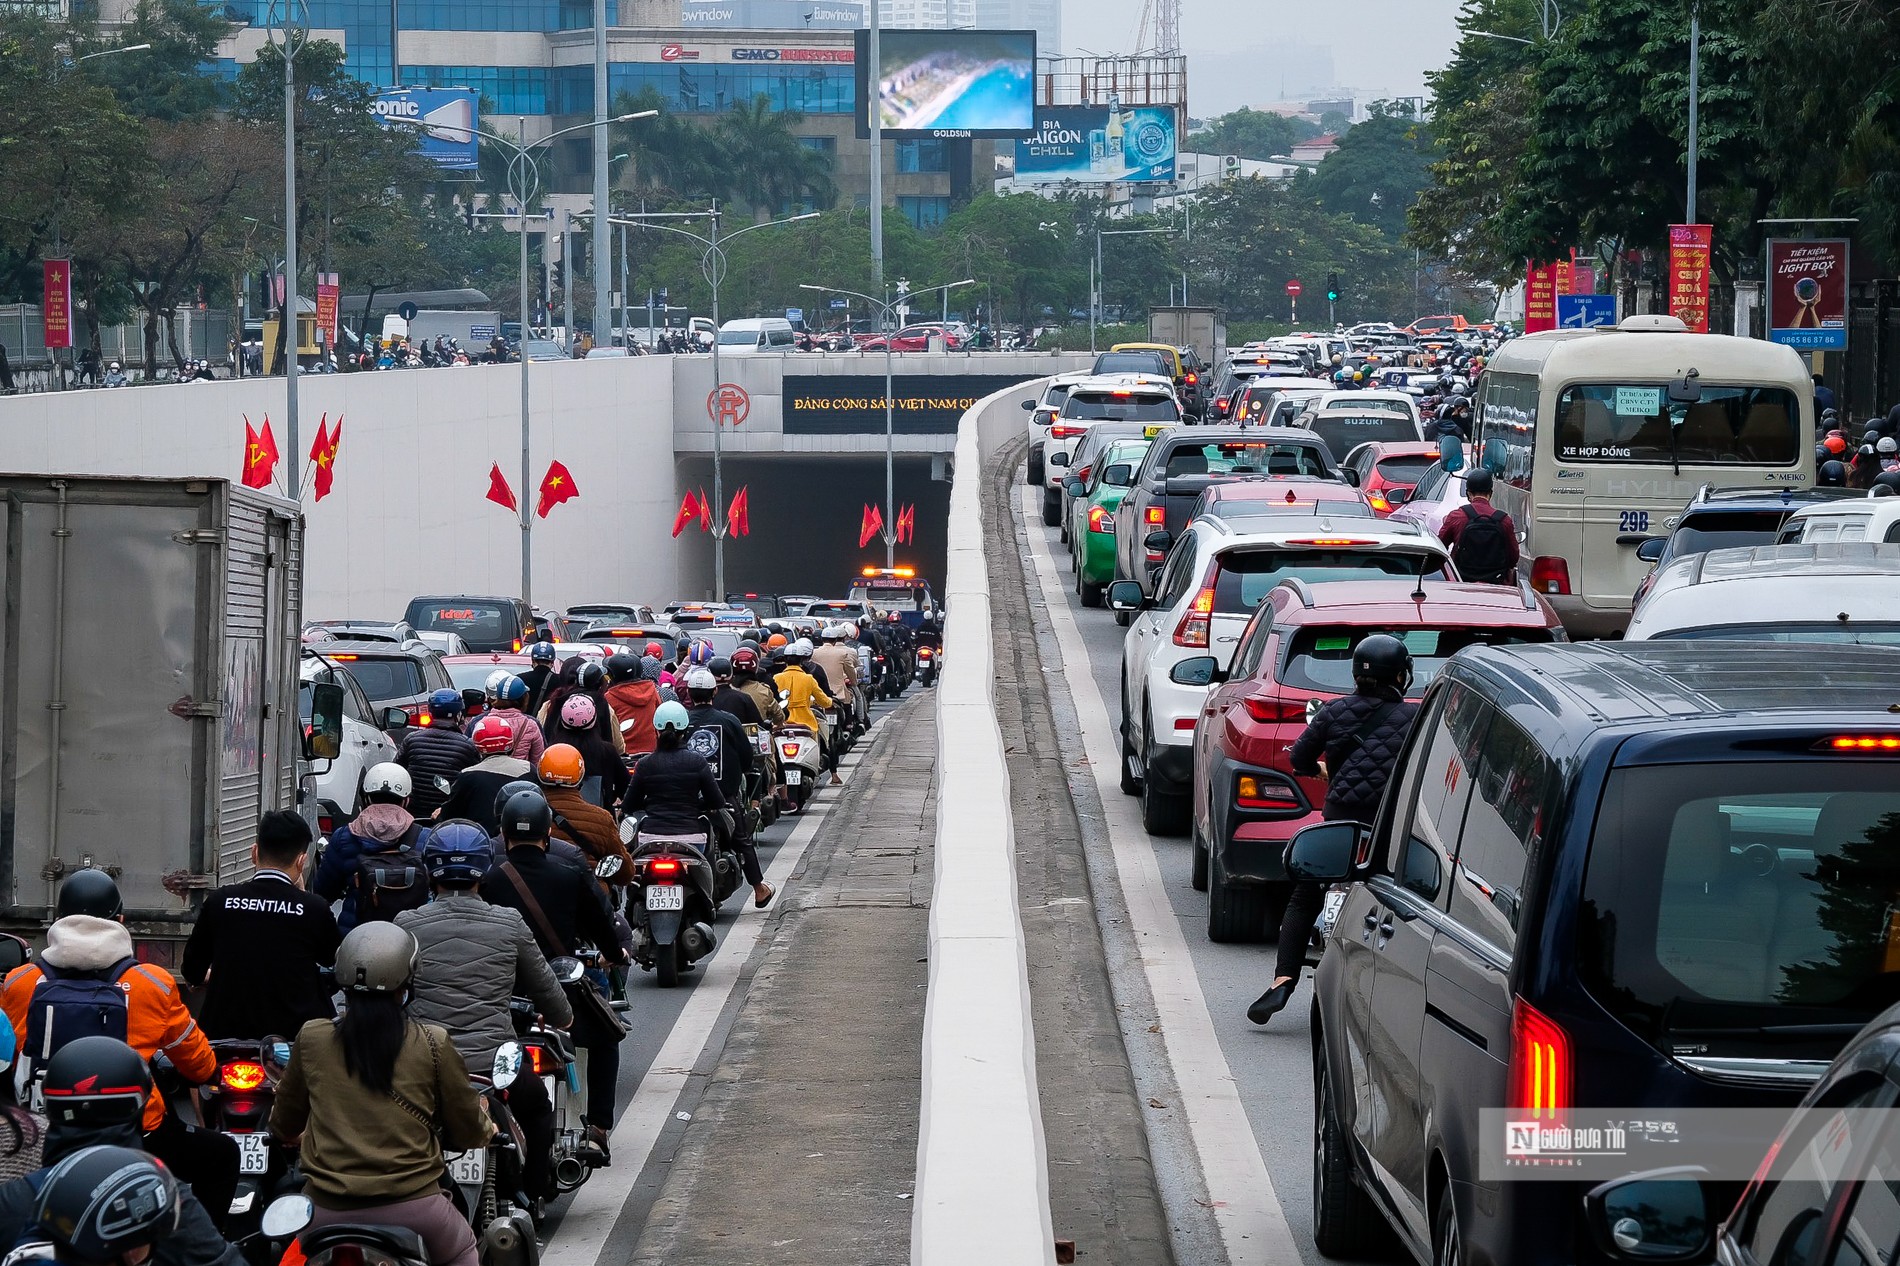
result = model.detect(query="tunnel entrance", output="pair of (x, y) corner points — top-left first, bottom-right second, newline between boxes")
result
(674, 454), (951, 603)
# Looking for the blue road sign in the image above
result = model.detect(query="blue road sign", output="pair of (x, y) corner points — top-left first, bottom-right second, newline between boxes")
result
(829, 297), (848, 310)
(1557, 294), (1617, 329)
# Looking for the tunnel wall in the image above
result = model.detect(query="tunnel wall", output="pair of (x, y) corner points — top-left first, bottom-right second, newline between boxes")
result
(914, 375), (1056, 1265)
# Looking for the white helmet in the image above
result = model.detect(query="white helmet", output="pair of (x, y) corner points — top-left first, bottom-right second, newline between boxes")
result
(683, 667), (717, 693)
(787, 638), (814, 658)
(363, 762), (412, 800)
(484, 669), (513, 699)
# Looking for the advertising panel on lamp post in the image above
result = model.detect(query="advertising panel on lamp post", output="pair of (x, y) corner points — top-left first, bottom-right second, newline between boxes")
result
(1524, 262), (1558, 333)
(42, 260), (72, 350)
(1765, 239), (1850, 350)
(1667, 224), (1713, 333)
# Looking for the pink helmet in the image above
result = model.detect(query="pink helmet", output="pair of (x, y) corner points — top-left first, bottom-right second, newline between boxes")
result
(561, 694), (598, 729)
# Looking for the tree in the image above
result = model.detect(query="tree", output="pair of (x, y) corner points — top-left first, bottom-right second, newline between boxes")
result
(1305, 103), (1434, 239)
(715, 95), (837, 218)
(74, 0), (231, 122)
(1191, 107), (1317, 161)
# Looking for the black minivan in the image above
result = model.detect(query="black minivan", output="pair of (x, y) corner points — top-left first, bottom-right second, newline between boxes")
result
(1288, 641), (1900, 1265)
(402, 594), (537, 654)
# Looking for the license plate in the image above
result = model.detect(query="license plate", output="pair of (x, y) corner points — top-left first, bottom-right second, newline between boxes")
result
(230, 1132), (270, 1176)
(1318, 888), (1347, 935)
(785, 769), (803, 785)
(646, 884), (684, 911)
(449, 1150), (485, 1185)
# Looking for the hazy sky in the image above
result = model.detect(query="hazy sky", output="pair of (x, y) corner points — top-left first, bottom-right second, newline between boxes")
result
(1061, 0), (1460, 113)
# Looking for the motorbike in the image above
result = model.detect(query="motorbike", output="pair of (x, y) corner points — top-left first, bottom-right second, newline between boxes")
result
(773, 724), (824, 811)
(742, 724), (779, 831)
(197, 1036), (301, 1247)
(510, 972), (601, 1196)
(620, 819), (730, 987)
(446, 1042), (539, 1265)
(913, 643), (939, 687)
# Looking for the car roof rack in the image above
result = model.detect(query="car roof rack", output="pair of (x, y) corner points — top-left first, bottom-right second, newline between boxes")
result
(1276, 577), (1317, 608)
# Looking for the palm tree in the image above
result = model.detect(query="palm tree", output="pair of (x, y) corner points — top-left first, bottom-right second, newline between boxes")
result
(714, 95), (836, 219)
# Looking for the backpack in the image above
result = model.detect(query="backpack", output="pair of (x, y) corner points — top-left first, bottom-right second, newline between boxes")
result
(352, 823), (431, 922)
(686, 722), (727, 786)
(23, 958), (137, 1066)
(1451, 507), (1514, 584)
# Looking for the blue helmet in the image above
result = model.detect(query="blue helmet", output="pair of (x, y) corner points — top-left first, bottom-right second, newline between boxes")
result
(423, 820), (492, 885)
(687, 639), (717, 668)
(428, 687), (464, 719)
(497, 675), (528, 705)
(529, 641), (558, 663)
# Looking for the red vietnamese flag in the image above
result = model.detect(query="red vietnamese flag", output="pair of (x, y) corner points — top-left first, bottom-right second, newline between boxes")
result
(697, 488), (713, 532)
(728, 486), (749, 537)
(241, 415), (279, 490)
(309, 415), (344, 501)
(858, 503), (884, 550)
(536, 460), (579, 519)
(485, 463), (518, 512)
(897, 503), (915, 545)
(671, 490), (701, 538)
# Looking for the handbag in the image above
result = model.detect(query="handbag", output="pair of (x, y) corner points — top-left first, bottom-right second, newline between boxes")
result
(498, 863), (630, 1040)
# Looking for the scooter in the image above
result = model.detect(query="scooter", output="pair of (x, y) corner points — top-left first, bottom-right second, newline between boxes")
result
(198, 1037), (299, 1252)
(621, 820), (723, 987)
(447, 1042), (539, 1266)
(913, 644), (939, 687)
(510, 976), (598, 1197)
(743, 724), (779, 830)
(773, 724), (824, 811)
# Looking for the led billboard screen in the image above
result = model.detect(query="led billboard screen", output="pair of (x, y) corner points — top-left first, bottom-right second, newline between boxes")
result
(855, 28), (1035, 138)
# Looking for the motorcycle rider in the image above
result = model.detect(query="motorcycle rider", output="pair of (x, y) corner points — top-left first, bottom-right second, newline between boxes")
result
(681, 669), (773, 909)
(480, 791), (626, 1161)
(706, 656), (764, 727)
(396, 689), (480, 820)
(518, 642), (561, 716)
(271, 923), (493, 1266)
(0, 1038), (240, 1266)
(543, 695), (626, 808)
(810, 626), (859, 730)
(604, 653), (664, 760)
(396, 824), (573, 1208)
(436, 715), (535, 835)
(485, 676), (545, 766)
(1248, 635), (1419, 1026)
(16, 1146), (196, 1266)
(729, 648), (785, 726)
(181, 810), (339, 1040)
(774, 641), (839, 785)
(539, 746), (632, 882)
(1, 870), (234, 1229)
(313, 763), (430, 931)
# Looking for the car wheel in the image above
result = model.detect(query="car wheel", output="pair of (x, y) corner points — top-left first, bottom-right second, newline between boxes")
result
(1041, 489), (1062, 526)
(1206, 848), (1271, 942)
(1027, 454), (1043, 487)
(1190, 826), (1209, 892)
(1118, 697), (1142, 797)
(1312, 1049), (1379, 1258)
(1080, 576), (1105, 608)
(1432, 1180), (1463, 1266)
(1139, 716), (1190, 836)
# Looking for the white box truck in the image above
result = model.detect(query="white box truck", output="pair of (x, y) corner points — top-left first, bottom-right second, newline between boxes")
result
(1148, 306), (1227, 368)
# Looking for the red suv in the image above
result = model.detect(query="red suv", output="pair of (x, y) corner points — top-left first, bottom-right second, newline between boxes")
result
(1339, 440), (1444, 517)
(1184, 579), (1563, 942)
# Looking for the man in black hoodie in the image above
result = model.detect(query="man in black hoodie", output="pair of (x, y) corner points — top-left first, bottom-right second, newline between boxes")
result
(0, 1036), (242, 1266)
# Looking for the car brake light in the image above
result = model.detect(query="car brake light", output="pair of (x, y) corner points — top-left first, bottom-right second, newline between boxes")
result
(414, 711), (432, 728)
(1088, 506), (1114, 534)
(1242, 697), (1308, 723)
(329, 654), (358, 661)
(1529, 556), (1571, 595)
(1174, 717), (1197, 730)
(1173, 579), (1216, 648)
(1509, 997), (1570, 1122)
(221, 1061), (266, 1092)
(1826, 735), (1900, 751)
(1290, 538), (1376, 546)
(1075, 465), (1092, 482)
(1050, 423), (1087, 439)
(647, 857), (683, 880)
(1236, 774), (1300, 809)
(1368, 492), (1391, 513)
(317, 814), (334, 836)
(1185, 372), (1198, 385)
(1145, 506), (1165, 526)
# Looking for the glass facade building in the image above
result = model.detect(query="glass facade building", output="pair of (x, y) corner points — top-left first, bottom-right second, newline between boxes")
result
(551, 63), (855, 117)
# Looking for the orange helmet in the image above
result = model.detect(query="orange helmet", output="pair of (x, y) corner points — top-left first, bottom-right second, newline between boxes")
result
(539, 744), (585, 788)
(766, 633), (789, 649)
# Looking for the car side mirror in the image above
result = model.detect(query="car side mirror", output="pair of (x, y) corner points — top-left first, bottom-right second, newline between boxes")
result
(1341, 467), (1360, 487)
(382, 707), (410, 731)
(1284, 820), (1368, 883)
(305, 683), (344, 761)
(1064, 477), (1086, 497)
(1103, 464), (1134, 487)
(1636, 538), (1666, 562)
(1169, 656), (1226, 687)
(1107, 581), (1148, 612)
(1583, 1169), (1713, 1263)
(461, 687), (487, 713)
(1049, 451), (1070, 467)
(1143, 529), (1173, 553)
(1021, 398), (1036, 411)
(1385, 487), (1410, 505)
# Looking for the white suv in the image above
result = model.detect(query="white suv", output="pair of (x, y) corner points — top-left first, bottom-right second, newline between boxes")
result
(1041, 374), (1180, 526)
(1624, 542), (1900, 642)
(300, 651), (399, 836)
(1776, 496), (1900, 544)
(1022, 370), (1095, 489)
(1108, 509), (1455, 835)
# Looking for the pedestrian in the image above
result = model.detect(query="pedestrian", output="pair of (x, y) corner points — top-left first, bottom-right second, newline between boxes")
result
(1813, 373), (1837, 416)
(0, 341), (14, 393)
(1437, 468), (1519, 585)
(1248, 636), (1419, 1025)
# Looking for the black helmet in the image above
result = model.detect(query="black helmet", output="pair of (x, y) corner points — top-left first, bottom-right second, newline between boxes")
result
(35, 1146), (180, 1265)
(577, 661), (607, 692)
(500, 789), (552, 842)
(1352, 634), (1413, 693)
(606, 653), (640, 683)
(56, 870), (122, 921)
(41, 1038), (151, 1127)
(1819, 459), (1849, 486)
(709, 655), (733, 681)
(493, 778), (539, 822)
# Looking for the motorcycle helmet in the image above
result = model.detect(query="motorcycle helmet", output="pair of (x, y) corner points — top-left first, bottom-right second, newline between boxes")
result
(472, 713), (516, 753)
(496, 675), (528, 706)
(499, 790), (553, 843)
(606, 653), (641, 683)
(684, 668), (718, 699)
(538, 744), (585, 789)
(529, 641), (558, 664)
(786, 638), (814, 659)
(1819, 459), (1849, 486)
(655, 701), (692, 732)
(422, 821), (493, 886)
(560, 694), (598, 729)
(34, 1146), (180, 1266)
(1352, 634), (1414, 694)
(428, 687), (464, 719)
(484, 669), (514, 700)
(41, 1037), (151, 1127)
(56, 869), (123, 921)
(643, 641), (665, 660)
(362, 762), (412, 802)
(335, 922), (419, 994)
(709, 655), (733, 681)
(577, 661), (607, 692)
(493, 779), (539, 822)
(687, 640), (716, 668)
(731, 647), (759, 674)
(1881, 437), (1898, 456)
(766, 633), (788, 650)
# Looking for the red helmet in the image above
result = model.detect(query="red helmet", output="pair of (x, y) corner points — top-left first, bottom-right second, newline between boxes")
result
(472, 713), (514, 754)
(731, 647), (759, 672)
(644, 641), (664, 658)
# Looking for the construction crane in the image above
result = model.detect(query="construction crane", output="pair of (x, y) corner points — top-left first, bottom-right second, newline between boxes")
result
(1134, 0), (1181, 54)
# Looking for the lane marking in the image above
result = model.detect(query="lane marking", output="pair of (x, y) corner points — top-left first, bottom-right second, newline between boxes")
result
(541, 708), (899, 1266)
(1016, 483), (1300, 1266)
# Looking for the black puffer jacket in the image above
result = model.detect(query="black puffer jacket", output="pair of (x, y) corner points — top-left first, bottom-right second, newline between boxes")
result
(396, 723), (481, 817)
(620, 744), (726, 837)
(1288, 685), (1419, 822)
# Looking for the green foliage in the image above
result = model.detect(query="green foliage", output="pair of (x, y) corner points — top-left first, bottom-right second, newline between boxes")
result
(1305, 105), (1435, 239)
(606, 88), (836, 218)
(75, 0), (232, 122)
(1189, 108), (1317, 161)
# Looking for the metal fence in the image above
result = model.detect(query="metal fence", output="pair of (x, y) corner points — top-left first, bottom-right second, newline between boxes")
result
(1841, 281), (1900, 426)
(0, 305), (235, 373)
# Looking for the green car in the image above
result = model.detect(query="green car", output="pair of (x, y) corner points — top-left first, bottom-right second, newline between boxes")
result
(1064, 438), (1152, 607)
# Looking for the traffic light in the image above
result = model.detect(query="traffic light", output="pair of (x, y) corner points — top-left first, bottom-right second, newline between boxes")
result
(536, 264), (548, 294)
(552, 261), (566, 290)
(1326, 272), (1341, 304)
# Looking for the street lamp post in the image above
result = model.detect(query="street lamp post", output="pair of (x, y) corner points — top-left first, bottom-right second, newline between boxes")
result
(263, 0), (309, 489)
(611, 209), (819, 597)
(800, 279), (976, 567)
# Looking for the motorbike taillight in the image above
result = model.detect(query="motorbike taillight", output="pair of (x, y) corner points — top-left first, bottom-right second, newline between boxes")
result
(222, 1060), (267, 1092)
(646, 857), (684, 880)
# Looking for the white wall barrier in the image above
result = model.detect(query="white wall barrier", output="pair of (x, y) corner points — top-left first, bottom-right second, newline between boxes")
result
(914, 378), (1055, 1265)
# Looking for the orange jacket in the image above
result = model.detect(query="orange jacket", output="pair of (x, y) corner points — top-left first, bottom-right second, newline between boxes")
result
(3, 915), (216, 1130)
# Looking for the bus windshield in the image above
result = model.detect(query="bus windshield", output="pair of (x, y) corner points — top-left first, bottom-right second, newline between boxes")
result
(1554, 384), (1801, 465)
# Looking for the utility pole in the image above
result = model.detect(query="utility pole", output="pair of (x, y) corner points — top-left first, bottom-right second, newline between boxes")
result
(868, 0), (884, 291)
(592, 0), (611, 347)
(1686, 0), (1700, 223)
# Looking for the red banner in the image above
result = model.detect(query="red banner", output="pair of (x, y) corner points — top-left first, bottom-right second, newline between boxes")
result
(1524, 262), (1559, 333)
(42, 260), (72, 350)
(1667, 224), (1713, 334)
(316, 273), (340, 347)
(1766, 239), (1850, 350)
